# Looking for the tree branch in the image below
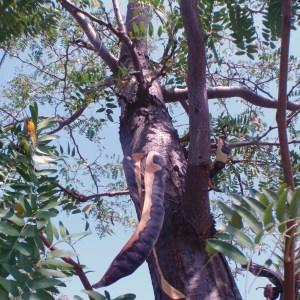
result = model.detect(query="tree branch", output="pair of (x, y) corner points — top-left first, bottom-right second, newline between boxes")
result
(180, 0), (212, 238)
(55, 182), (129, 202)
(0, 51), (7, 69)
(39, 234), (93, 295)
(243, 261), (283, 293)
(276, 1), (296, 299)
(58, 0), (118, 72)
(162, 86), (300, 111)
(47, 106), (87, 135)
(112, 0), (127, 35)
(179, 1), (210, 166)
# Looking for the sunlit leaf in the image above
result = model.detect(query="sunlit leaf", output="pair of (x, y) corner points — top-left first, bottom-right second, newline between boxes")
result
(81, 290), (106, 300)
(206, 239), (247, 265)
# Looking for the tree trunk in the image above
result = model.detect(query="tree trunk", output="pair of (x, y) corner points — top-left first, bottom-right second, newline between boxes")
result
(118, 2), (242, 299)
(119, 90), (241, 300)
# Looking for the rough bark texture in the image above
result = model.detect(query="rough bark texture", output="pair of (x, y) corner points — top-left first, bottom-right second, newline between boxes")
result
(119, 88), (242, 300)
(118, 2), (242, 299)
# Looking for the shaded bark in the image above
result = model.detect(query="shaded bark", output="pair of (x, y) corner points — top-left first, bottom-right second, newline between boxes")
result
(119, 89), (242, 300)
(116, 1), (243, 299)
(61, 1), (244, 298)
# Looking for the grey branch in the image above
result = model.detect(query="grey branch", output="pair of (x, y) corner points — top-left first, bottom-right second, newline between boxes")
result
(163, 86), (300, 111)
(112, 0), (127, 34)
(59, 0), (118, 72)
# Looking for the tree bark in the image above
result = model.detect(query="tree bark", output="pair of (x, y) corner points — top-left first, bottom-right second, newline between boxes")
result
(117, 3), (242, 298)
(119, 83), (242, 300)
(276, 1), (296, 299)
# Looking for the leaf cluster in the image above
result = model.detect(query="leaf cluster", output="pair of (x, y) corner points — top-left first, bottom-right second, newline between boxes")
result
(208, 187), (300, 271)
(0, 0), (58, 44)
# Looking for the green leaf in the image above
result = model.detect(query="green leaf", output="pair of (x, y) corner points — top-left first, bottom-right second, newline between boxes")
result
(32, 154), (56, 164)
(23, 292), (55, 300)
(81, 290), (106, 300)
(35, 290), (56, 300)
(59, 221), (67, 238)
(230, 212), (243, 229)
(230, 194), (244, 206)
(37, 134), (57, 143)
(226, 225), (254, 248)
(259, 193), (270, 207)
(29, 102), (38, 126)
(0, 278), (19, 297)
(254, 230), (264, 244)
(139, 22), (145, 35)
(32, 278), (65, 289)
(216, 201), (234, 219)
(113, 294), (136, 300)
(52, 223), (59, 240)
(289, 188), (300, 218)
(149, 22), (154, 36)
(263, 203), (275, 231)
(39, 268), (67, 278)
(40, 259), (73, 270)
(37, 118), (56, 133)
(48, 249), (76, 258)
(96, 107), (105, 113)
(0, 288), (8, 300)
(131, 22), (140, 37)
(14, 242), (33, 256)
(0, 221), (20, 236)
(263, 189), (278, 204)
(276, 189), (288, 222)
(106, 103), (117, 109)
(243, 196), (266, 216)
(206, 239), (247, 265)
(45, 221), (54, 245)
(8, 214), (25, 226)
(157, 25), (163, 37)
(233, 205), (262, 234)
(16, 166), (32, 182)
(21, 225), (37, 237)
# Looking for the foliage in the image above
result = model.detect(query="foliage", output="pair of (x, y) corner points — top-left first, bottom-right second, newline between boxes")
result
(208, 187), (300, 278)
(0, 104), (133, 299)
(0, 0), (58, 44)
(0, 104), (68, 299)
(0, 0), (300, 298)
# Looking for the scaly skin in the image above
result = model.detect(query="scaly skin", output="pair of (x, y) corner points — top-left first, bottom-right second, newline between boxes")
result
(133, 153), (185, 299)
(92, 151), (166, 288)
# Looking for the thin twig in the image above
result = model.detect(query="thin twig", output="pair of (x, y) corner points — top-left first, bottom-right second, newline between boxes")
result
(39, 234), (93, 295)
(112, 0), (127, 34)
(0, 51), (7, 68)
(55, 181), (129, 202)
(276, 1), (295, 299)
(68, 126), (99, 193)
(48, 107), (86, 135)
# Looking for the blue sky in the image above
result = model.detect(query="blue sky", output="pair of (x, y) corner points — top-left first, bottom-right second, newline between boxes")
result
(0, 50), (273, 300)
(1, 3), (300, 300)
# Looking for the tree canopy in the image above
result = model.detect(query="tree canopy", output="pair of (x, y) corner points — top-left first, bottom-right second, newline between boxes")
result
(0, 0), (300, 299)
